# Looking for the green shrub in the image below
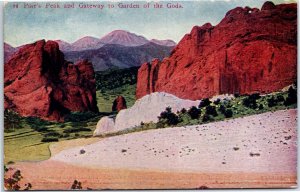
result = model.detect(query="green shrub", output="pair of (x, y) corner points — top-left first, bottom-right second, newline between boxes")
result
(276, 95), (285, 102)
(242, 93), (260, 109)
(267, 96), (278, 107)
(219, 104), (226, 114)
(95, 67), (139, 91)
(156, 121), (165, 128)
(205, 105), (218, 116)
(4, 110), (22, 131)
(63, 127), (91, 133)
(158, 107), (179, 126)
(44, 131), (61, 137)
(213, 99), (221, 105)
(187, 106), (201, 119)
(284, 86), (297, 106)
(64, 112), (98, 122)
(202, 114), (212, 122)
(199, 98), (211, 108)
(41, 137), (59, 142)
(35, 127), (48, 132)
(224, 109), (233, 118)
(180, 108), (187, 114)
(24, 116), (52, 132)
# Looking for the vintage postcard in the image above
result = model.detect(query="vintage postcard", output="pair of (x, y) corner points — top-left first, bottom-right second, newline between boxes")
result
(3, 0), (297, 190)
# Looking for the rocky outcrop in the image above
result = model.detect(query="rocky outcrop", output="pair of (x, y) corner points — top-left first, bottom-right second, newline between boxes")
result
(136, 2), (297, 100)
(112, 96), (127, 112)
(93, 116), (115, 136)
(114, 92), (200, 131)
(93, 92), (200, 135)
(4, 40), (98, 121)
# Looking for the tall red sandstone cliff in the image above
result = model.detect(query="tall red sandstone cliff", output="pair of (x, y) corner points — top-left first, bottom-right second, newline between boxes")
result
(4, 40), (99, 121)
(136, 2), (297, 100)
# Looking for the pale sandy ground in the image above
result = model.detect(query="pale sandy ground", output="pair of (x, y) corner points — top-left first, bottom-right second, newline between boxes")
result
(50, 137), (101, 156)
(11, 109), (297, 190)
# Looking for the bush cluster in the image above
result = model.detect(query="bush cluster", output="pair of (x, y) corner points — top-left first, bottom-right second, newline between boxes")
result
(242, 93), (260, 109)
(63, 127), (91, 133)
(188, 106), (201, 119)
(4, 110), (22, 131)
(64, 112), (98, 122)
(95, 66), (138, 91)
(158, 107), (179, 126)
(24, 117), (52, 132)
(284, 86), (297, 106)
(41, 137), (59, 142)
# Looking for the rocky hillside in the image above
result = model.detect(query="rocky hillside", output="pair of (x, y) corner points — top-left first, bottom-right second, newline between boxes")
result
(136, 2), (297, 100)
(65, 42), (173, 71)
(4, 40), (99, 121)
(4, 43), (16, 62)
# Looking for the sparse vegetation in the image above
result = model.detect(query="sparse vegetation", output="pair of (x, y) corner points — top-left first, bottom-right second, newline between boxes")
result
(4, 168), (32, 190)
(71, 180), (82, 190)
(188, 106), (201, 119)
(135, 86), (297, 130)
(95, 67), (138, 92)
(41, 137), (59, 142)
(63, 127), (92, 133)
(4, 110), (22, 132)
(65, 112), (98, 122)
(158, 107), (180, 126)
(284, 86), (297, 106)
(242, 93), (260, 109)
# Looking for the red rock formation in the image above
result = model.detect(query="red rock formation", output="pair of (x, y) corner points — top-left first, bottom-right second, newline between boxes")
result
(112, 96), (127, 112)
(4, 40), (98, 121)
(136, 2), (297, 100)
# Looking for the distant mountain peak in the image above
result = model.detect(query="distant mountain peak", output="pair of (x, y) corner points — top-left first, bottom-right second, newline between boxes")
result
(73, 36), (100, 43)
(9, 30), (176, 52)
(100, 30), (149, 46)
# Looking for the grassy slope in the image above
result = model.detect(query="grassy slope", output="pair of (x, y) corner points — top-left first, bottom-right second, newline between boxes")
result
(4, 116), (101, 164)
(4, 127), (49, 163)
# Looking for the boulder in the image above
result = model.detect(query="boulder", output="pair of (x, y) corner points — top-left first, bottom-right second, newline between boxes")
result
(112, 96), (127, 112)
(4, 40), (98, 121)
(136, 2), (297, 100)
(93, 116), (115, 136)
(114, 92), (200, 131)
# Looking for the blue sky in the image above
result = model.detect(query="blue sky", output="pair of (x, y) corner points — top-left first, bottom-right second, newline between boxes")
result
(4, 0), (296, 47)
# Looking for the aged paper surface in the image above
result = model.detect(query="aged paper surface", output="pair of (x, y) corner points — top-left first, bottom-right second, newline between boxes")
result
(3, 1), (297, 190)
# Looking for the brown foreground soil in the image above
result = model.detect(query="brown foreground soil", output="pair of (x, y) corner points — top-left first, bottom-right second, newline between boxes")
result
(12, 160), (296, 190)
